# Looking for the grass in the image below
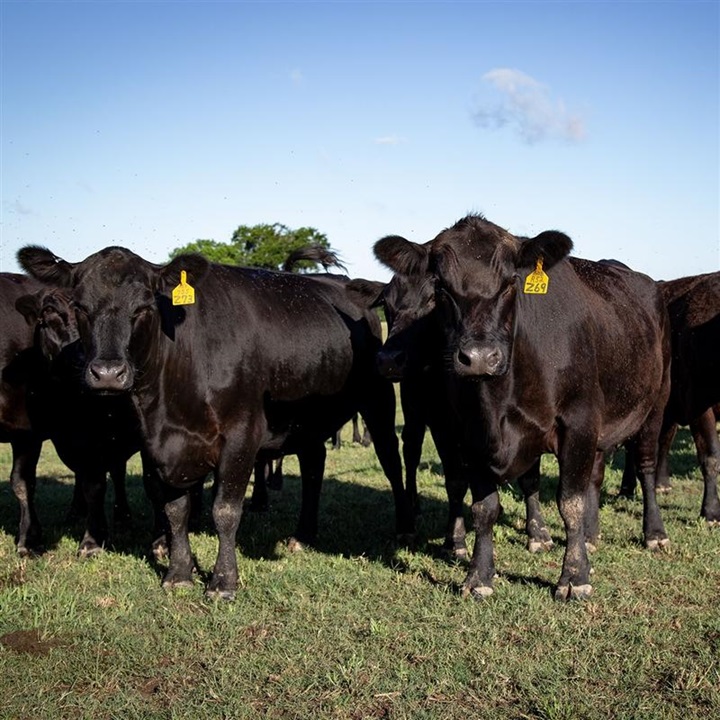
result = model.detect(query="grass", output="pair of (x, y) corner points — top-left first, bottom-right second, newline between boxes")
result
(1, 420), (719, 720)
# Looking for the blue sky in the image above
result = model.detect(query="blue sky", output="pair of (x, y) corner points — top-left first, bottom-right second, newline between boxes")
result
(2, 0), (718, 282)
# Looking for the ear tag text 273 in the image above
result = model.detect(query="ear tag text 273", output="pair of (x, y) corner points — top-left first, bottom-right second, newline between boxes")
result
(523, 258), (549, 295)
(172, 270), (196, 306)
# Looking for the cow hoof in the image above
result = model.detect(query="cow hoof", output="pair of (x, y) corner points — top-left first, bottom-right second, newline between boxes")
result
(151, 540), (169, 562)
(646, 537), (671, 551)
(205, 588), (236, 602)
(704, 517), (720, 528)
(555, 583), (593, 601)
(585, 541), (598, 554)
(162, 578), (194, 591)
(16, 545), (39, 559)
(461, 584), (493, 600)
(528, 538), (554, 553)
(78, 543), (103, 559)
(287, 537), (305, 553)
(656, 484), (673, 494)
(451, 546), (469, 562)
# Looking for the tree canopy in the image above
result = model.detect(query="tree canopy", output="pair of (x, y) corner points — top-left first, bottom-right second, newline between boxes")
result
(169, 223), (331, 271)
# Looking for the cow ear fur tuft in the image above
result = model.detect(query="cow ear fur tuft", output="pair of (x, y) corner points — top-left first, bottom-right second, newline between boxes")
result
(161, 253), (210, 289)
(15, 293), (42, 326)
(373, 236), (429, 276)
(517, 231), (573, 270)
(17, 246), (74, 286)
(346, 279), (386, 310)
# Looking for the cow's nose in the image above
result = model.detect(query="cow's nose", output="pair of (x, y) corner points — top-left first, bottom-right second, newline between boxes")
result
(376, 349), (406, 381)
(86, 359), (133, 391)
(455, 345), (504, 376)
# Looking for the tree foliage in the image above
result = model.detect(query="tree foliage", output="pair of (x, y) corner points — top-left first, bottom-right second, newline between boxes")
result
(169, 223), (331, 271)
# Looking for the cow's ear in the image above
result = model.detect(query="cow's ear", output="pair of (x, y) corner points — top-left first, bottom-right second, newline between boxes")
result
(346, 279), (385, 309)
(17, 246), (74, 286)
(517, 231), (573, 270)
(15, 292), (42, 326)
(374, 235), (429, 276)
(160, 253), (210, 288)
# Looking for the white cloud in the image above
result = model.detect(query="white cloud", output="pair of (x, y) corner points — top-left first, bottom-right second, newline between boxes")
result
(290, 68), (304, 86)
(473, 68), (586, 144)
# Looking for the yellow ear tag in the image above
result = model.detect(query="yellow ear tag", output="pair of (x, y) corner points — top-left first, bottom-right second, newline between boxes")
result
(172, 270), (196, 306)
(523, 258), (549, 295)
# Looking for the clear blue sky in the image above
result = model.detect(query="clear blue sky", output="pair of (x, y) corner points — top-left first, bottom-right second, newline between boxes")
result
(2, 0), (718, 282)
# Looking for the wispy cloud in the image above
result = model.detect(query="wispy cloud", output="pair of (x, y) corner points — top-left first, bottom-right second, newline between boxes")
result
(374, 135), (407, 146)
(472, 68), (586, 144)
(290, 68), (304, 86)
(10, 199), (34, 216)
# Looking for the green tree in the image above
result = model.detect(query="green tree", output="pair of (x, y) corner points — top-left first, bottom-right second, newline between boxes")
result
(170, 223), (330, 271)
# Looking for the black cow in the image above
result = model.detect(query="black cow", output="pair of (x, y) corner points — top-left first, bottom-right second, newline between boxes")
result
(620, 273), (720, 524)
(1, 272), (47, 555)
(374, 213), (671, 600)
(18, 245), (412, 600)
(13, 286), (184, 557)
(348, 274), (553, 559)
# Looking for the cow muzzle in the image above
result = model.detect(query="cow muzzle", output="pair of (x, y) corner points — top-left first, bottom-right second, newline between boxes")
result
(376, 348), (407, 382)
(454, 343), (507, 377)
(86, 359), (134, 392)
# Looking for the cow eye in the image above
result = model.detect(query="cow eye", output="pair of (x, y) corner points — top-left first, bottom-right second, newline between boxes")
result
(72, 302), (88, 317)
(131, 305), (153, 322)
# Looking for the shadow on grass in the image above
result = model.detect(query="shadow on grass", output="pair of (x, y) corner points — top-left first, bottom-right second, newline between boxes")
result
(2, 443), (698, 591)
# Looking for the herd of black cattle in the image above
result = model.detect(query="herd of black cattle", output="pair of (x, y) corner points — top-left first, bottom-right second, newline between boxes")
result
(1, 213), (718, 601)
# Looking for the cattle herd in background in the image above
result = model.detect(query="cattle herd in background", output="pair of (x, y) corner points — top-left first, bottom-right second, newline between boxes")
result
(1, 212), (718, 602)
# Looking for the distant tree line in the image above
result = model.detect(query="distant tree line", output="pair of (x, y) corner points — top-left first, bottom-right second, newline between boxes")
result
(170, 223), (331, 272)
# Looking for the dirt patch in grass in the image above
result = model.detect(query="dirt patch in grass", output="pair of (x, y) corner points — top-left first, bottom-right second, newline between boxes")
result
(0, 628), (68, 655)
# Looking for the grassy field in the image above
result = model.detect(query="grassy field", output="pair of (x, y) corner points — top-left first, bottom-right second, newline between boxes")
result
(1, 419), (719, 720)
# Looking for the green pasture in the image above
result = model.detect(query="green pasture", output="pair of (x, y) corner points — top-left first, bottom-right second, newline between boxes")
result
(1, 421), (718, 720)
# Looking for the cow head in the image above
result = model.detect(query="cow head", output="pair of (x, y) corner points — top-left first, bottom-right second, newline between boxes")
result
(17, 245), (209, 393)
(430, 214), (572, 377)
(371, 235), (436, 381)
(16, 288), (80, 362)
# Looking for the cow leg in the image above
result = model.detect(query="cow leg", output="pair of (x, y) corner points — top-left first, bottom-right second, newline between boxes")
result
(247, 459), (271, 512)
(77, 468), (108, 557)
(289, 441), (326, 549)
(360, 420), (372, 447)
(109, 459), (131, 527)
(462, 475), (500, 598)
(361, 387), (415, 539)
(584, 450), (606, 552)
(189, 478), (205, 531)
(332, 429), (342, 450)
(10, 435), (43, 557)
(351, 414), (362, 444)
(690, 409), (720, 524)
(632, 429), (670, 550)
(141, 455), (171, 560)
(554, 435), (595, 601)
(162, 484), (195, 590)
(400, 397), (425, 516)
(207, 474), (250, 600)
(517, 458), (554, 553)
(67, 477), (87, 522)
(618, 439), (638, 498)
(206, 429), (260, 600)
(443, 468), (469, 560)
(655, 423), (677, 493)
(269, 456), (284, 490)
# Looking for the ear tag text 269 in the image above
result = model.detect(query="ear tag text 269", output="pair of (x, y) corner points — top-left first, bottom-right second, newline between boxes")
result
(172, 270), (196, 306)
(523, 258), (549, 295)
